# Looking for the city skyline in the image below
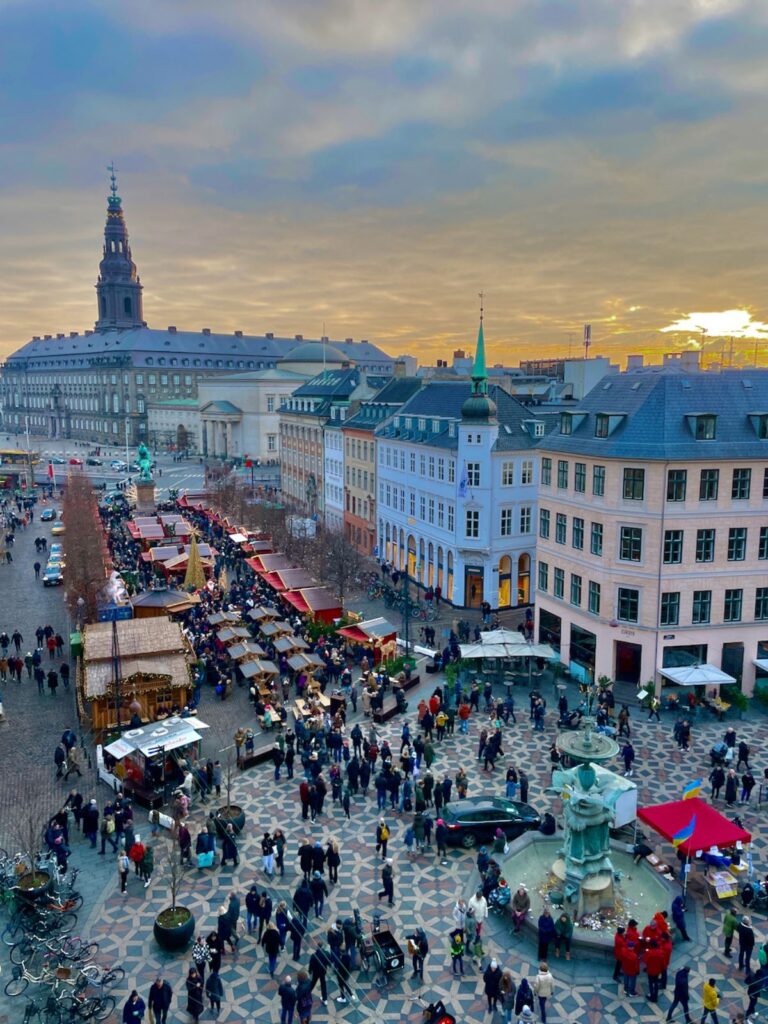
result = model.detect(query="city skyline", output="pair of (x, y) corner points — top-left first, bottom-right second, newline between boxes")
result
(3, 0), (768, 366)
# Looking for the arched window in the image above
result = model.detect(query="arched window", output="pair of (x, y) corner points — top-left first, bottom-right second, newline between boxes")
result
(418, 539), (425, 583)
(407, 535), (417, 578)
(517, 553), (531, 604)
(437, 546), (444, 589)
(447, 551), (454, 601)
(498, 555), (512, 608)
(427, 542), (434, 586)
(398, 529), (405, 571)
(385, 522), (391, 560)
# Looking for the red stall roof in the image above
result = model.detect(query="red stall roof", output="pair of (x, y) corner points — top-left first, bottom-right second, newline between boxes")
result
(637, 797), (751, 856)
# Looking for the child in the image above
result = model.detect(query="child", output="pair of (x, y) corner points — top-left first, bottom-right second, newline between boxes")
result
(449, 929), (465, 976)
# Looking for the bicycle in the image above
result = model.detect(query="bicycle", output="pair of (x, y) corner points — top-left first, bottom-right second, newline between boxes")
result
(4, 959), (73, 997)
(80, 964), (125, 990)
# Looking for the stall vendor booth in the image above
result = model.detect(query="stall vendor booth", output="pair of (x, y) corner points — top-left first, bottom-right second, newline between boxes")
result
(281, 587), (343, 624)
(97, 716), (210, 808)
(337, 617), (398, 665)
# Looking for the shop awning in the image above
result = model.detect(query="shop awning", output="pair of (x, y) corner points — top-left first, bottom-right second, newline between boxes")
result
(637, 797), (751, 857)
(659, 664), (735, 687)
(752, 659), (768, 673)
(104, 716), (210, 759)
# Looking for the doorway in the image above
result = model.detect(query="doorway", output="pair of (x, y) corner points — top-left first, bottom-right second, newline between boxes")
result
(464, 567), (484, 608)
(614, 640), (642, 685)
(498, 556), (511, 608)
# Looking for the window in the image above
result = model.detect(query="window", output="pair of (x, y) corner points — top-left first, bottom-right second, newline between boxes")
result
(572, 517), (584, 550)
(692, 589), (712, 624)
(419, 455), (426, 476)
(666, 469), (687, 502)
(617, 588), (639, 623)
(521, 460), (533, 485)
(465, 509), (479, 538)
(555, 513), (567, 544)
(135, 374), (143, 385)
(557, 460), (568, 489)
(500, 508), (513, 536)
(588, 581), (601, 615)
(428, 456), (435, 479)
(447, 505), (454, 532)
(267, 434), (277, 452)
(553, 568), (565, 599)
(699, 468), (719, 501)
(518, 506), (531, 533)
(437, 459), (445, 481)
(559, 413), (572, 435)
(727, 527), (747, 561)
(501, 462), (514, 486)
(593, 465), (605, 496)
(660, 592), (680, 626)
(590, 522), (603, 556)
(160, 374), (168, 386)
(266, 396), (275, 413)
(724, 588), (743, 623)
(695, 415), (717, 440)
(570, 574), (582, 606)
(541, 458), (552, 486)
(409, 492), (416, 516)
(623, 468), (645, 500)
(732, 467), (752, 500)
(437, 502), (444, 528)
(428, 499), (435, 524)
(467, 463), (480, 487)
(539, 509), (550, 539)
(695, 528), (715, 562)
(619, 526), (642, 562)
(595, 414), (609, 438)
(538, 562), (549, 592)
(419, 496), (426, 520)
(755, 587), (768, 621)
(574, 463), (586, 493)
(759, 526), (768, 559)
(663, 530), (683, 564)
(410, 452), (416, 474)
(448, 461), (455, 484)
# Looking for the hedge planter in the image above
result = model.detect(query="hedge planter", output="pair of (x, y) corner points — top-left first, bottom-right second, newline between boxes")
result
(216, 805), (246, 835)
(154, 906), (195, 951)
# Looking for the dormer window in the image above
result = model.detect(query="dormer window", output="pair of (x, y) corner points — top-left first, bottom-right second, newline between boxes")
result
(560, 414), (572, 435)
(533, 422), (544, 438)
(692, 414), (717, 440)
(432, 419), (440, 432)
(595, 414), (609, 438)
(418, 418), (426, 431)
(405, 417), (412, 429)
(748, 413), (768, 439)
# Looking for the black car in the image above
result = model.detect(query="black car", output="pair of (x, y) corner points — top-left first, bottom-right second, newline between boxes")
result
(441, 797), (541, 849)
(85, 456), (102, 466)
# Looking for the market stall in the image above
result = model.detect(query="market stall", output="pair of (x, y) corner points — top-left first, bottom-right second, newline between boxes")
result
(282, 587), (343, 624)
(337, 617), (398, 665)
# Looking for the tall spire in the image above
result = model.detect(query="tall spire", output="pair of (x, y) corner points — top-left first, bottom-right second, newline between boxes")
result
(461, 294), (496, 422)
(95, 165), (146, 331)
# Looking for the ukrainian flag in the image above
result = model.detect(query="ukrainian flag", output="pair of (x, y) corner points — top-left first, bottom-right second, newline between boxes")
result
(682, 779), (702, 800)
(672, 815), (697, 847)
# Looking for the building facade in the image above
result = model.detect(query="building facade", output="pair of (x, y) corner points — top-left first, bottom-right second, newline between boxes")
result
(535, 370), (768, 695)
(0, 180), (392, 446)
(323, 423), (345, 532)
(375, 322), (548, 607)
(147, 399), (199, 452)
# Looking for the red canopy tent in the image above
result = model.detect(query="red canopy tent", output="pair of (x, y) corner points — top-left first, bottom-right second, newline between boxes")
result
(282, 587), (342, 624)
(637, 797), (751, 857)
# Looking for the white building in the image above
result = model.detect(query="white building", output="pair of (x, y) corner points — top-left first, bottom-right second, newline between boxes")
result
(323, 420), (345, 532)
(147, 398), (199, 451)
(375, 321), (553, 608)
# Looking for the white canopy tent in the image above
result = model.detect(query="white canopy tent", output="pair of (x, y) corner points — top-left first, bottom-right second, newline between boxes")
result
(104, 716), (210, 759)
(658, 664), (735, 687)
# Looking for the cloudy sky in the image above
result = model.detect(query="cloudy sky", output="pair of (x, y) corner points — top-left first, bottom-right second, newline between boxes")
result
(2, 0), (768, 366)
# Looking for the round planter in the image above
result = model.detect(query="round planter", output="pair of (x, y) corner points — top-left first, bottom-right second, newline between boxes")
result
(153, 906), (195, 951)
(14, 870), (52, 901)
(216, 805), (246, 835)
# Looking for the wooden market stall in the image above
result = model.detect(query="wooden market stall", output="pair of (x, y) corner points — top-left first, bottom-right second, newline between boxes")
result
(130, 587), (200, 619)
(337, 617), (399, 665)
(281, 587), (343, 624)
(78, 616), (194, 734)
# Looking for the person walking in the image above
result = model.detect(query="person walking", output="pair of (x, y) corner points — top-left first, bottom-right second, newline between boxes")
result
(375, 819), (389, 860)
(117, 849), (130, 895)
(308, 942), (330, 1006)
(147, 977), (173, 1024)
(665, 965), (691, 1024)
(191, 936), (212, 983)
(672, 895), (691, 942)
(278, 976), (297, 1024)
(378, 859), (395, 906)
(204, 969), (224, 1016)
(738, 915), (755, 974)
(310, 871), (328, 919)
(484, 958), (503, 1013)
(262, 921), (282, 977)
(745, 966), (767, 1020)
(296, 970), (314, 1024)
(723, 907), (738, 958)
(709, 765), (725, 801)
(533, 962), (554, 1023)
(122, 991), (146, 1024)
(450, 929), (465, 976)
(701, 978), (720, 1024)
(185, 969), (204, 1024)
(621, 741), (635, 778)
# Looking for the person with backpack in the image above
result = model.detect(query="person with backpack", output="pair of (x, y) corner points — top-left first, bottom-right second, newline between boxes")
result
(375, 820), (390, 859)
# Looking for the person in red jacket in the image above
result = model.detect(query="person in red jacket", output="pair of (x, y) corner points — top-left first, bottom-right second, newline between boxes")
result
(428, 694), (440, 716)
(625, 918), (640, 948)
(641, 919), (660, 948)
(621, 941), (640, 996)
(658, 930), (672, 992)
(458, 702), (471, 734)
(643, 941), (665, 1003)
(612, 926), (626, 981)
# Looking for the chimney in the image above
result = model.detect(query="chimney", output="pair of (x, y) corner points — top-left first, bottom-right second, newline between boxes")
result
(361, 339), (369, 344)
(345, 337), (353, 343)
(85, 330), (94, 336)
(393, 359), (406, 379)
(321, 335), (329, 343)
(168, 326), (177, 333)
(234, 330), (243, 338)
(265, 332), (274, 339)
(202, 328), (211, 336)
(44, 334), (52, 340)
(56, 333), (64, 339)
(69, 331), (79, 338)
(295, 334), (303, 341)
(32, 336), (40, 341)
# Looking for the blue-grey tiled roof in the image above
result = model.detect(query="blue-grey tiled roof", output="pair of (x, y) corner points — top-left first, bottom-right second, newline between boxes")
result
(538, 369), (768, 459)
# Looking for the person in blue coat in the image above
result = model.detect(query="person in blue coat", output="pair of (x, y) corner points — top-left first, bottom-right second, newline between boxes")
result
(537, 908), (557, 961)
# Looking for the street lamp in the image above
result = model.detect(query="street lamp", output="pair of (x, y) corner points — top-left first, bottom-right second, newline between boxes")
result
(124, 418), (130, 469)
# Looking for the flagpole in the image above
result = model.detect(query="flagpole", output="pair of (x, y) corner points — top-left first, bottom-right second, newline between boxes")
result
(682, 853), (690, 909)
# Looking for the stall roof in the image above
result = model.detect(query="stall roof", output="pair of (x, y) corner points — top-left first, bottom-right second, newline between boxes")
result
(637, 797), (751, 856)
(269, 569), (318, 592)
(207, 610), (242, 626)
(104, 716), (210, 759)
(248, 605), (278, 621)
(240, 659), (279, 678)
(658, 664), (735, 687)
(338, 617), (397, 644)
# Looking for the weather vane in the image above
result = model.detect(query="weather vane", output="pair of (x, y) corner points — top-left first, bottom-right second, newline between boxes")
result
(479, 290), (484, 322)
(107, 162), (118, 197)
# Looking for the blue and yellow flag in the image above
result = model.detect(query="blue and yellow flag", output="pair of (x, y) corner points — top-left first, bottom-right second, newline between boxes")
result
(672, 815), (697, 847)
(682, 779), (702, 800)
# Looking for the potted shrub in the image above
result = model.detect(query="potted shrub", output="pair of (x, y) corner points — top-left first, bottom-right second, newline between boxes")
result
(12, 789), (54, 900)
(153, 842), (195, 951)
(216, 744), (245, 835)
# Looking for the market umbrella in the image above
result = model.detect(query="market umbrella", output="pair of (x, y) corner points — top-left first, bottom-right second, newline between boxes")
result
(183, 533), (206, 591)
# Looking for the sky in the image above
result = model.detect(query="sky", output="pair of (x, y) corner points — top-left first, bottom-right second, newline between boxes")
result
(2, 0), (768, 368)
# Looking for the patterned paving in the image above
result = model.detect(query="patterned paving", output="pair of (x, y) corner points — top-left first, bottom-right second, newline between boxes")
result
(50, 691), (768, 1024)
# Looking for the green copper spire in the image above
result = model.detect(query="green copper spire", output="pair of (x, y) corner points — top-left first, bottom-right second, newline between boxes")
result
(472, 293), (488, 395)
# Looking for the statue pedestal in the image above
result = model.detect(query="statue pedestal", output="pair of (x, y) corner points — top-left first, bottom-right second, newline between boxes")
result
(552, 858), (615, 917)
(135, 479), (157, 514)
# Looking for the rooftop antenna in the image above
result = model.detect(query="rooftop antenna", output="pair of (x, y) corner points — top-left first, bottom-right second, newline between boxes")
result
(322, 321), (326, 373)
(583, 323), (592, 359)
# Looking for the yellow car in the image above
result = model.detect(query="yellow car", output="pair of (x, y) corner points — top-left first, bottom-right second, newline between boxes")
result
(51, 522), (66, 536)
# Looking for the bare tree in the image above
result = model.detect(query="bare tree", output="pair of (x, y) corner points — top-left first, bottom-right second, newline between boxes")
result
(9, 783), (57, 889)
(62, 472), (106, 624)
(310, 525), (367, 604)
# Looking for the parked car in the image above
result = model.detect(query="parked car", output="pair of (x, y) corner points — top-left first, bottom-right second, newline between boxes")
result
(50, 456), (66, 465)
(40, 508), (56, 521)
(110, 460), (127, 471)
(49, 543), (64, 556)
(51, 523), (66, 536)
(85, 456), (102, 466)
(440, 797), (541, 849)
(43, 567), (64, 587)
(68, 457), (83, 466)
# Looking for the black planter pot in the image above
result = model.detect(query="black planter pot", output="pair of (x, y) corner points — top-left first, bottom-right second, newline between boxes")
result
(216, 805), (246, 835)
(153, 906), (195, 951)
(14, 871), (52, 901)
